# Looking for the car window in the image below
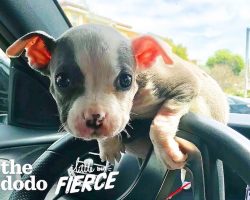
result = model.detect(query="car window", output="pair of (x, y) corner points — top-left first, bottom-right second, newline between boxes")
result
(0, 48), (10, 123)
(228, 96), (250, 114)
(58, 0), (250, 116)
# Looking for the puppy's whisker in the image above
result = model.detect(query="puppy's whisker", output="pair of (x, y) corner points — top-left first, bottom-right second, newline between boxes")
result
(117, 133), (123, 142)
(58, 125), (63, 132)
(58, 123), (66, 133)
(123, 129), (131, 138)
(130, 112), (139, 116)
(127, 123), (134, 129)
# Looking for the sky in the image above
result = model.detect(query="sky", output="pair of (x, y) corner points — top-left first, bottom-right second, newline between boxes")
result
(72, 0), (250, 64)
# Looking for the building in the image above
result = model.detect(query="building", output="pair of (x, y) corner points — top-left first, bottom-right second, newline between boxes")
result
(59, 0), (139, 38)
(58, 1), (191, 64)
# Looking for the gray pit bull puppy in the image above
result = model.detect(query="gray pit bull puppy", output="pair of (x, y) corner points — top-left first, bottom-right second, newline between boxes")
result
(6, 24), (229, 169)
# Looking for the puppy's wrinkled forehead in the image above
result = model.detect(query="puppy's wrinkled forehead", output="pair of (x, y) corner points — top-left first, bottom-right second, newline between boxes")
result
(53, 25), (134, 85)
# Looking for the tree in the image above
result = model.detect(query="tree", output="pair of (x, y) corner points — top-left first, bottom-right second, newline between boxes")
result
(163, 38), (189, 61)
(172, 44), (188, 61)
(206, 49), (244, 75)
(207, 64), (244, 96)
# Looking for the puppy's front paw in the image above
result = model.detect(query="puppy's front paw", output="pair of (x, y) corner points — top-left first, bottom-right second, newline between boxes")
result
(98, 138), (125, 164)
(152, 137), (187, 170)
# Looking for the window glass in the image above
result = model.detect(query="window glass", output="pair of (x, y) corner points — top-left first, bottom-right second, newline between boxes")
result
(59, 0), (250, 116)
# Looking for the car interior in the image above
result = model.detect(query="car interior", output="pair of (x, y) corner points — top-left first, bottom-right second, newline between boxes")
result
(0, 1), (249, 200)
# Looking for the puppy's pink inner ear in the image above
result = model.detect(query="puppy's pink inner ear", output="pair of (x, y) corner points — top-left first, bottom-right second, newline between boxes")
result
(132, 36), (173, 70)
(25, 36), (51, 68)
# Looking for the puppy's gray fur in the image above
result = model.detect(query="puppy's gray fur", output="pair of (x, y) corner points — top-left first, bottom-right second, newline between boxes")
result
(7, 24), (228, 169)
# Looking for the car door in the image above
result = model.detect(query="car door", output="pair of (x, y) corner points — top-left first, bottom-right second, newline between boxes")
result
(0, 1), (250, 200)
(0, 1), (71, 198)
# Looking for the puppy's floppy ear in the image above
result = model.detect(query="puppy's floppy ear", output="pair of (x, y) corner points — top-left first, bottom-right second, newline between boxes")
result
(6, 31), (55, 74)
(132, 35), (173, 70)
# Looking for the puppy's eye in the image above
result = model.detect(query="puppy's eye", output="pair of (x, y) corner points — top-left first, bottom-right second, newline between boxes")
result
(55, 73), (71, 88)
(115, 73), (132, 91)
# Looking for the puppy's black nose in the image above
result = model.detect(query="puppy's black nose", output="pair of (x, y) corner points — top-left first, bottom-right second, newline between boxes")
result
(86, 114), (104, 129)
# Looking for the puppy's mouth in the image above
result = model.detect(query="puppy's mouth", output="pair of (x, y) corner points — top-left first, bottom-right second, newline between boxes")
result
(64, 123), (104, 140)
(65, 106), (130, 140)
(66, 119), (124, 140)
(84, 130), (109, 140)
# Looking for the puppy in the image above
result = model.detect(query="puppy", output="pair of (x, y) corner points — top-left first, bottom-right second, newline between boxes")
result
(6, 24), (229, 169)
